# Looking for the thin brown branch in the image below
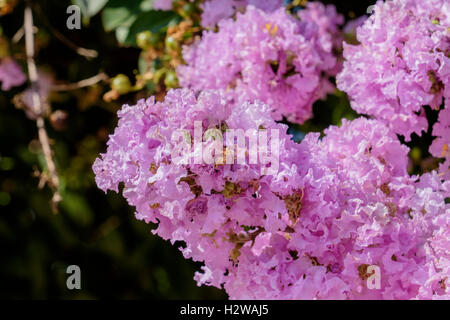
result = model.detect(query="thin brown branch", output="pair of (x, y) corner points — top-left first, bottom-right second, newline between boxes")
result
(25, 4), (61, 213)
(46, 23), (98, 59)
(34, 3), (98, 59)
(12, 25), (37, 44)
(51, 72), (109, 91)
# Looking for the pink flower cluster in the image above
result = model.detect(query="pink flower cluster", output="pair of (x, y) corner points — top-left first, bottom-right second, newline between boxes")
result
(337, 0), (450, 140)
(200, 0), (284, 27)
(152, 0), (173, 11)
(178, 3), (343, 123)
(93, 88), (304, 288)
(430, 104), (450, 179)
(0, 58), (26, 91)
(94, 88), (449, 299)
(94, 0), (450, 300)
(226, 119), (449, 299)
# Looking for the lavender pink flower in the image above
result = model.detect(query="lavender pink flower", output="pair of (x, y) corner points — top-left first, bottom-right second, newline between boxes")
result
(337, 0), (450, 140)
(153, 0), (173, 11)
(178, 3), (343, 124)
(93, 89), (449, 299)
(0, 58), (26, 91)
(93, 0), (450, 300)
(430, 104), (450, 180)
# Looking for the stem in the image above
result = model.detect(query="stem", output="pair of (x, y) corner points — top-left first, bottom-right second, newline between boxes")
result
(24, 4), (61, 213)
(34, 3), (98, 59)
(51, 72), (108, 91)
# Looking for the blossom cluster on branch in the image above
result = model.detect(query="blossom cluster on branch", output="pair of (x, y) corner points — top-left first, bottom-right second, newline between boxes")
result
(94, 0), (450, 299)
(178, 3), (343, 123)
(337, 0), (449, 140)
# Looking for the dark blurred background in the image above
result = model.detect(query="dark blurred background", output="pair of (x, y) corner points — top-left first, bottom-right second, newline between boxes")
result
(0, 0), (382, 299)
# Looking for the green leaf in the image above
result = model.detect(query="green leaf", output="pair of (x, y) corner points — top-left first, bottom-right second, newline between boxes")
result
(109, 13), (139, 44)
(102, 6), (136, 31)
(101, 0), (178, 46)
(73, 0), (109, 23)
(61, 192), (94, 227)
(123, 11), (179, 46)
(140, 0), (155, 11)
(101, 0), (143, 32)
(115, 25), (132, 44)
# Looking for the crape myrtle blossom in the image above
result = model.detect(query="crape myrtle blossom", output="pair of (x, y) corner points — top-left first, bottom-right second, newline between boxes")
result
(93, 89), (449, 299)
(170, 119), (281, 176)
(343, 16), (368, 37)
(93, 0), (450, 300)
(430, 104), (450, 180)
(337, 0), (450, 140)
(177, 3), (343, 124)
(93, 88), (304, 286)
(297, 1), (344, 56)
(200, 0), (236, 27)
(0, 57), (26, 91)
(200, 0), (284, 28)
(153, 0), (174, 11)
(152, 0), (284, 27)
(224, 118), (449, 299)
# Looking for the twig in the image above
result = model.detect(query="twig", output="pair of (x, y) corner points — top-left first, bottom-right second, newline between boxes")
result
(25, 4), (61, 213)
(12, 26), (37, 43)
(34, 3), (98, 59)
(12, 27), (23, 43)
(12, 27), (24, 43)
(51, 72), (109, 91)
(45, 22), (98, 59)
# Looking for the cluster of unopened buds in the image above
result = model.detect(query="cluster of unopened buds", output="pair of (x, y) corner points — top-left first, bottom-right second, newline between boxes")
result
(105, 0), (203, 101)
